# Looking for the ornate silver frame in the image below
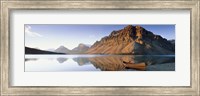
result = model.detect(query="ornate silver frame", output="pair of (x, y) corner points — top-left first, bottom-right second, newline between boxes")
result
(1, 0), (199, 95)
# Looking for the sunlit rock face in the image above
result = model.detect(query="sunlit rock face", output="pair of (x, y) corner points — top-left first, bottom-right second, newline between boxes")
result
(87, 25), (175, 55)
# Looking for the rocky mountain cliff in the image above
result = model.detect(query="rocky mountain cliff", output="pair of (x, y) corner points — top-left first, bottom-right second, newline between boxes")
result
(169, 39), (175, 45)
(87, 25), (175, 55)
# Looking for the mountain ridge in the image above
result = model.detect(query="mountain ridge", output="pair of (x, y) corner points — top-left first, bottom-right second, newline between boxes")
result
(54, 45), (71, 54)
(26, 25), (175, 55)
(87, 25), (175, 55)
(25, 46), (64, 54)
(71, 43), (90, 53)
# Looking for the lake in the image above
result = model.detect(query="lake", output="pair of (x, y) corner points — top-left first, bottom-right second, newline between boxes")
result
(25, 55), (175, 71)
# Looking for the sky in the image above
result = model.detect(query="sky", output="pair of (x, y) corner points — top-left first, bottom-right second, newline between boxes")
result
(25, 24), (175, 50)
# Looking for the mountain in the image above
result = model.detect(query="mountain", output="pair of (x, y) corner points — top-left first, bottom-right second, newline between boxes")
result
(71, 43), (90, 53)
(45, 48), (55, 52)
(54, 44), (90, 54)
(87, 25), (175, 55)
(169, 39), (175, 45)
(25, 47), (63, 54)
(54, 46), (71, 54)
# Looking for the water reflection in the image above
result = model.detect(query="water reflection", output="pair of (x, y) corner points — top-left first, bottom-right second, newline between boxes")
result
(133, 55), (175, 65)
(73, 55), (175, 71)
(25, 55), (175, 71)
(73, 58), (89, 66)
(57, 57), (68, 63)
(25, 58), (38, 62)
(89, 56), (127, 71)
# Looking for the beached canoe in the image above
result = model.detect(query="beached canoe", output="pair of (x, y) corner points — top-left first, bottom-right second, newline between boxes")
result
(123, 61), (146, 71)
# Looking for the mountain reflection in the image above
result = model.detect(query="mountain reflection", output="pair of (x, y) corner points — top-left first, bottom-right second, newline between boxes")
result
(57, 57), (68, 63)
(72, 55), (175, 71)
(25, 58), (38, 62)
(89, 56), (127, 71)
(73, 57), (89, 66)
(25, 55), (175, 71)
(132, 55), (175, 65)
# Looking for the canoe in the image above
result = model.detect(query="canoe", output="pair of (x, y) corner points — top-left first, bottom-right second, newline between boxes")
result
(123, 61), (146, 71)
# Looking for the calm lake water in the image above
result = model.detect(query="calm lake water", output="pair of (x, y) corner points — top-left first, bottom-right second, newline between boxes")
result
(25, 55), (175, 71)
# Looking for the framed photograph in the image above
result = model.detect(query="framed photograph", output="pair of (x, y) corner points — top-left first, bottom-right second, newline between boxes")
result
(1, 0), (199, 95)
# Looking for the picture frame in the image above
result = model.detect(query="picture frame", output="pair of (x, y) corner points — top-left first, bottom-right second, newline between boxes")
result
(1, 0), (199, 95)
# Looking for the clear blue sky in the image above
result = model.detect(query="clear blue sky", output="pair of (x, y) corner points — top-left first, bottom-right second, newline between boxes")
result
(25, 24), (175, 50)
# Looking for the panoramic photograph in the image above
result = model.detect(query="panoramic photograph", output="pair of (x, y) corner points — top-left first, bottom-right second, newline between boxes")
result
(25, 24), (175, 71)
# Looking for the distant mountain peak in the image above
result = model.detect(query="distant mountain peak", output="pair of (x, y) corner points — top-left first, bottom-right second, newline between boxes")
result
(78, 43), (86, 47)
(55, 45), (70, 53)
(72, 43), (90, 53)
(58, 45), (66, 48)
